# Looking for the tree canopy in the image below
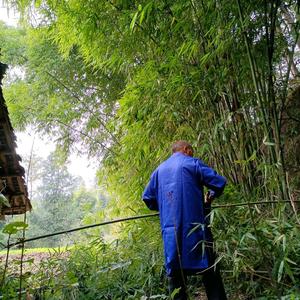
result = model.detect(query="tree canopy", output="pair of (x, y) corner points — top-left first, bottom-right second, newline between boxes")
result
(3, 0), (299, 208)
(0, 0), (300, 298)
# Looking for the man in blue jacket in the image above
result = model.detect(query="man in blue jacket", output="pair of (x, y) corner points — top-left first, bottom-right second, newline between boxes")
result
(142, 141), (227, 300)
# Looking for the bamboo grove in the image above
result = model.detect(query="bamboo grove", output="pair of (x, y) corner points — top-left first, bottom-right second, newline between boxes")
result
(5, 0), (299, 203)
(1, 0), (300, 298)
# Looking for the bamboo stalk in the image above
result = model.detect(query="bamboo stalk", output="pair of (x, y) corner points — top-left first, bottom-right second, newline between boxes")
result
(0, 234), (11, 290)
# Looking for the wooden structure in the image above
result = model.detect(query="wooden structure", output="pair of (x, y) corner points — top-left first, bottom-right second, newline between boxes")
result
(0, 62), (31, 218)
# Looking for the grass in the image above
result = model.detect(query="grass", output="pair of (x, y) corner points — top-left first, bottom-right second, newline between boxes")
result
(0, 246), (72, 256)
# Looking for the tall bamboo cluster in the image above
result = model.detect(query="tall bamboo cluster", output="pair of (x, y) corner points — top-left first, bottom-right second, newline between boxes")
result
(5, 0), (300, 204)
(117, 0), (300, 206)
(1, 0), (299, 296)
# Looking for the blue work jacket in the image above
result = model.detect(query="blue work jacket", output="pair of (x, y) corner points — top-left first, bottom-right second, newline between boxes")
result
(142, 152), (226, 276)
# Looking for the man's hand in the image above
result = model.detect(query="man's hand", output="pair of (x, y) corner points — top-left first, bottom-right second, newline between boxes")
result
(205, 191), (215, 204)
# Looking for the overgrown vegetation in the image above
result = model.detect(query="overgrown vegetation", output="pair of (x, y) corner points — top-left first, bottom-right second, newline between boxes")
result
(0, 0), (299, 298)
(0, 152), (104, 248)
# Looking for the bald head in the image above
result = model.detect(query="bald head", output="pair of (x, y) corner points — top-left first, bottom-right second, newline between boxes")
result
(171, 141), (194, 156)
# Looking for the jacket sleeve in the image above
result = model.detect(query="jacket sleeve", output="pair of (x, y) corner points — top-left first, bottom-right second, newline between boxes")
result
(196, 160), (227, 198)
(142, 171), (159, 211)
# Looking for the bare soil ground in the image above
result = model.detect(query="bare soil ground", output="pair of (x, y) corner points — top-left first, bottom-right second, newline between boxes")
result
(0, 249), (68, 274)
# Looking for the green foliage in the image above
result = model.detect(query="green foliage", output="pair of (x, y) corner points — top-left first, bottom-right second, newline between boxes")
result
(1, 219), (166, 299)
(4, 26), (124, 156)
(170, 287), (181, 299)
(25, 153), (100, 248)
(4, 0), (298, 202)
(211, 196), (300, 298)
(1, 0), (300, 298)
(0, 246), (71, 255)
(1, 205), (300, 299)
(2, 221), (28, 234)
(0, 21), (26, 67)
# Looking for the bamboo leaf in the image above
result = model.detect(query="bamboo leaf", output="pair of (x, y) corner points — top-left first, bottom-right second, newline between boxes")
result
(277, 260), (284, 283)
(263, 136), (275, 146)
(171, 287), (181, 299)
(130, 12), (139, 31)
(190, 240), (205, 253)
(284, 262), (296, 283)
(187, 223), (204, 237)
(285, 257), (297, 266)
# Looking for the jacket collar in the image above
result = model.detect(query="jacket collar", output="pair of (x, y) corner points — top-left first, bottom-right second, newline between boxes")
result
(172, 152), (186, 157)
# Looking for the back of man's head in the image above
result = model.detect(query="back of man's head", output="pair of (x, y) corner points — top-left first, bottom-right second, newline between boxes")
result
(171, 141), (193, 156)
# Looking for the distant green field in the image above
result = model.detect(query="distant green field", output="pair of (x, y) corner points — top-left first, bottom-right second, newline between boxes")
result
(0, 246), (72, 256)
